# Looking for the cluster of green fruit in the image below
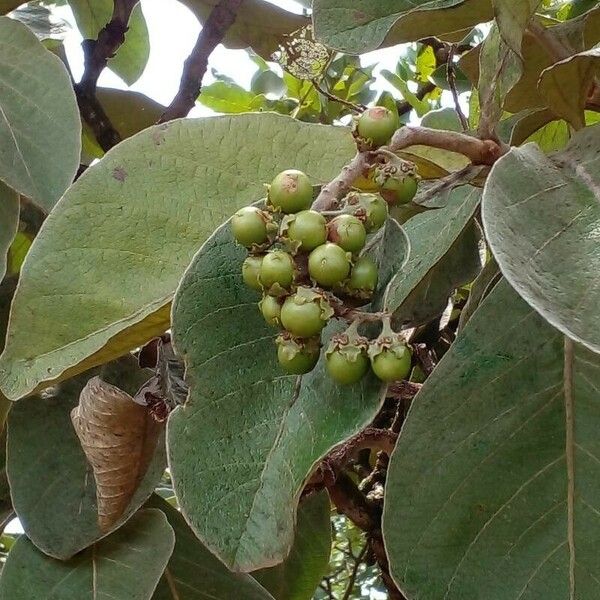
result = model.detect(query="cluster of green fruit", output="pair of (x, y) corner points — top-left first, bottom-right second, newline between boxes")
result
(230, 107), (417, 385)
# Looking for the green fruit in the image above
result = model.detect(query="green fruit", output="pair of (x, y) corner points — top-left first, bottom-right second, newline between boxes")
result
(349, 255), (378, 293)
(280, 290), (330, 337)
(287, 210), (327, 251)
(308, 243), (351, 287)
(260, 250), (295, 291)
(259, 295), (282, 327)
(269, 169), (313, 214)
(276, 336), (320, 375)
(242, 255), (264, 291)
(326, 349), (369, 385)
(371, 345), (412, 382)
(381, 174), (418, 205)
(356, 106), (398, 147)
(231, 206), (270, 247)
(357, 193), (388, 232)
(327, 214), (366, 253)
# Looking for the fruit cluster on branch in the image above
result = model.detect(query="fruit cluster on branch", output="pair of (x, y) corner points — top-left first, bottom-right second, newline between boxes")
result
(232, 107), (421, 385)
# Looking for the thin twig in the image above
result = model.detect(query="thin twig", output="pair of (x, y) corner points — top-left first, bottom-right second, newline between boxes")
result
(312, 79), (366, 113)
(159, 0), (244, 122)
(341, 544), (369, 600)
(74, 0), (139, 151)
(447, 44), (469, 131)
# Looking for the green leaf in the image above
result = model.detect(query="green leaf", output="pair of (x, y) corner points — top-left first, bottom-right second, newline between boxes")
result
(182, 0), (308, 58)
(493, 0), (540, 56)
(97, 87), (165, 139)
(198, 81), (259, 113)
(0, 16), (80, 211)
(169, 222), (384, 572)
(0, 509), (175, 600)
(457, 257), (500, 331)
(253, 491), (332, 600)
(477, 23), (523, 137)
(385, 186), (482, 326)
(312, 0), (493, 53)
(496, 108), (556, 145)
(149, 495), (275, 600)
(381, 70), (430, 117)
(0, 114), (355, 400)
(0, 182), (19, 281)
(6, 357), (166, 559)
(0, 430), (12, 531)
(482, 124), (600, 353)
(421, 107), (463, 132)
(67, 0), (149, 85)
(384, 279), (600, 599)
(460, 7), (600, 113)
(538, 47), (600, 129)
(524, 118), (570, 152)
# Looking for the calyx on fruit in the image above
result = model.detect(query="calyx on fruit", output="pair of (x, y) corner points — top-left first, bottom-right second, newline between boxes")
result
(344, 192), (388, 233)
(260, 250), (296, 295)
(368, 318), (412, 382)
(325, 324), (370, 385)
(281, 210), (327, 252)
(280, 287), (334, 338)
(276, 333), (321, 375)
(374, 158), (419, 206)
(231, 205), (276, 248)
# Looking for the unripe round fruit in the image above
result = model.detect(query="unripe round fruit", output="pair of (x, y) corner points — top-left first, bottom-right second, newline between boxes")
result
(357, 193), (388, 232)
(328, 214), (366, 253)
(356, 106), (398, 147)
(259, 295), (282, 327)
(381, 174), (418, 205)
(349, 255), (378, 293)
(371, 345), (412, 382)
(308, 243), (351, 287)
(287, 210), (327, 251)
(231, 206), (270, 247)
(280, 290), (330, 337)
(260, 250), (295, 290)
(242, 255), (264, 291)
(269, 169), (313, 214)
(276, 336), (321, 375)
(326, 349), (369, 385)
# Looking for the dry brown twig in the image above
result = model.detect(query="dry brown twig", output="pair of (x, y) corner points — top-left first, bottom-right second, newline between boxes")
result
(75, 0), (140, 151)
(159, 0), (244, 122)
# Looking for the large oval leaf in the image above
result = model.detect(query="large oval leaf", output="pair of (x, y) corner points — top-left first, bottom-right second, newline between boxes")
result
(253, 491), (332, 600)
(0, 114), (355, 400)
(385, 185), (482, 326)
(384, 279), (600, 598)
(149, 495), (275, 600)
(0, 509), (175, 600)
(482, 124), (600, 354)
(312, 0), (492, 54)
(6, 357), (165, 559)
(168, 222), (384, 572)
(0, 16), (80, 211)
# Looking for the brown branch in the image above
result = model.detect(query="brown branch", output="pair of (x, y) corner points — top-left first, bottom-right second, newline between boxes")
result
(447, 44), (469, 131)
(74, 0), (139, 152)
(387, 125), (507, 166)
(159, 0), (244, 123)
